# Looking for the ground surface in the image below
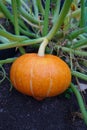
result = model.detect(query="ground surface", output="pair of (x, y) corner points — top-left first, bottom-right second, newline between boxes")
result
(0, 64), (87, 130)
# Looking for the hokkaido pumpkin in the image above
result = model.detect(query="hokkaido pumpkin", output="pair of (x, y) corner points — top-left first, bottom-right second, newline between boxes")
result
(10, 39), (71, 100)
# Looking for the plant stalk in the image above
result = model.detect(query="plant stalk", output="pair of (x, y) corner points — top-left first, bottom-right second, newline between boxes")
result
(47, 0), (73, 40)
(71, 71), (87, 81)
(11, 0), (25, 54)
(0, 29), (28, 41)
(80, 0), (85, 27)
(32, 0), (38, 19)
(52, 0), (60, 24)
(11, 0), (19, 35)
(55, 46), (87, 57)
(0, 58), (17, 65)
(71, 39), (87, 49)
(38, 38), (48, 56)
(37, 0), (45, 16)
(20, 7), (43, 25)
(0, 38), (44, 50)
(67, 27), (87, 40)
(0, 0), (28, 31)
(70, 83), (87, 125)
(42, 0), (50, 36)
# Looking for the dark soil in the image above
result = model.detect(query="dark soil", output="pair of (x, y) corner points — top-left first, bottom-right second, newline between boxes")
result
(0, 64), (87, 130)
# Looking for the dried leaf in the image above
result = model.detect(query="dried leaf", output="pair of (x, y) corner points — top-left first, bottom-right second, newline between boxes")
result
(76, 83), (87, 92)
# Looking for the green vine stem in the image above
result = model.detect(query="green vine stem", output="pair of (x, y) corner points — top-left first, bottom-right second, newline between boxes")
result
(70, 83), (87, 125)
(54, 45), (87, 57)
(0, 58), (17, 65)
(0, 0), (28, 31)
(20, 6), (43, 26)
(80, 0), (85, 27)
(42, 0), (50, 36)
(0, 29), (28, 41)
(0, 38), (87, 57)
(20, 15), (40, 29)
(32, 0), (38, 19)
(46, 0), (73, 40)
(52, 0), (60, 24)
(71, 71), (87, 81)
(67, 27), (87, 40)
(19, 28), (38, 38)
(0, 37), (44, 50)
(0, 0), (36, 38)
(0, 0), (13, 23)
(33, 0), (73, 50)
(36, 0), (45, 16)
(71, 39), (87, 49)
(11, 0), (19, 35)
(11, 0), (25, 54)
(16, 0), (21, 7)
(20, 0), (32, 14)
(0, 26), (38, 39)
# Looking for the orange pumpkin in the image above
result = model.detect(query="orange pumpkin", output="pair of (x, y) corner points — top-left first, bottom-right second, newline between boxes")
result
(10, 39), (71, 100)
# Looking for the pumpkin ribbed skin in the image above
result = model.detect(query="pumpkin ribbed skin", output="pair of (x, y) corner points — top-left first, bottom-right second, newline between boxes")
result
(10, 53), (71, 100)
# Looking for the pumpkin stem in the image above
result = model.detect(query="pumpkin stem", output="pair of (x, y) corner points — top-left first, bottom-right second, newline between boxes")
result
(38, 38), (48, 56)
